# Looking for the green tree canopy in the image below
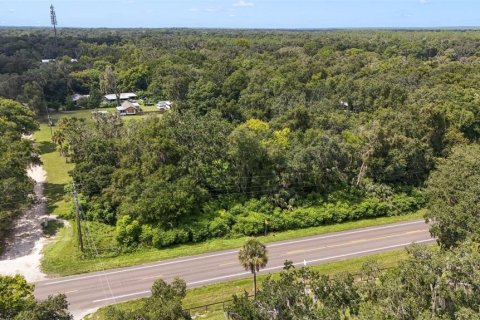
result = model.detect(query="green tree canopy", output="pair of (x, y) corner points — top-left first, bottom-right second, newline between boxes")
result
(425, 144), (480, 248)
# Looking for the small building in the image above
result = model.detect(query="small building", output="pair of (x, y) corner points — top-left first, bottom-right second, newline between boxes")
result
(116, 100), (141, 115)
(104, 92), (137, 103)
(156, 100), (172, 111)
(41, 59), (55, 63)
(72, 93), (90, 102)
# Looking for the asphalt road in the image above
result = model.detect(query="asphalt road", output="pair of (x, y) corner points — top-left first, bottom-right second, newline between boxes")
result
(34, 219), (434, 318)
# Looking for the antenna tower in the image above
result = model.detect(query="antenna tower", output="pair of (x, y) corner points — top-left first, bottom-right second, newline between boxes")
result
(50, 5), (58, 44)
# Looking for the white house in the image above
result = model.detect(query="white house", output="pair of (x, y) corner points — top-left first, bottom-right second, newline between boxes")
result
(116, 100), (141, 115)
(156, 100), (172, 111)
(71, 93), (90, 102)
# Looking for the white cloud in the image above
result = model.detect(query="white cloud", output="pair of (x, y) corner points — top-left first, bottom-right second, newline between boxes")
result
(419, 0), (429, 4)
(206, 6), (223, 12)
(234, 0), (254, 7)
(9, 8), (15, 13)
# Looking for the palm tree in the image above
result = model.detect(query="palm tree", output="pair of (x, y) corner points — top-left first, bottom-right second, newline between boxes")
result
(238, 238), (268, 298)
(51, 130), (66, 157)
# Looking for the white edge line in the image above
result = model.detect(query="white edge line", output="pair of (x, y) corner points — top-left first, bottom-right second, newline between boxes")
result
(187, 271), (250, 286)
(42, 220), (426, 286)
(91, 238), (435, 304)
(92, 290), (150, 303)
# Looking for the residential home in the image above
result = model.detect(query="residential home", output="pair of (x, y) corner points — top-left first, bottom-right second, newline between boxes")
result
(116, 100), (141, 115)
(104, 92), (137, 103)
(71, 93), (90, 107)
(156, 100), (172, 111)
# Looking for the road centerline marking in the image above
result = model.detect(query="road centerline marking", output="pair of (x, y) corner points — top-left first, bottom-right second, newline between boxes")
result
(141, 274), (163, 280)
(90, 238), (435, 304)
(64, 290), (78, 294)
(285, 229), (426, 255)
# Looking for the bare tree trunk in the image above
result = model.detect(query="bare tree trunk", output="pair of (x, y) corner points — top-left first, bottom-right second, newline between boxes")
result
(356, 160), (367, 186)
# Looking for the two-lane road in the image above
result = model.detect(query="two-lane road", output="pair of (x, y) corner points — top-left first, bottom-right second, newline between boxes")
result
(34, 220), (434, 318)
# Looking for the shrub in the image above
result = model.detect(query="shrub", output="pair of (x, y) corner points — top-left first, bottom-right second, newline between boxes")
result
(189, 221), (210, 242)
(232, 212), (265, 236)
(208, 217), (231, 238)
(152, 228), (190, 248)
(390, 193), (423, 215)
(116, 215), (141, 247)
(140, 225), (154, 246)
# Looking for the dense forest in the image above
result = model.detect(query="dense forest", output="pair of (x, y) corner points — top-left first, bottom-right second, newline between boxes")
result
(1, 28), (479, 250)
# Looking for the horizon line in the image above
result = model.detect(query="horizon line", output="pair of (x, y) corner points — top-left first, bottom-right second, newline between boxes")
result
(1, 25), (480, 31)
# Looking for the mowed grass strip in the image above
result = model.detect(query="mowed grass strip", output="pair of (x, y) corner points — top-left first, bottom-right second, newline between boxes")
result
(41, 211), (423, 276)
(86, 249), (409, 320)
(34, 123), (74, 219)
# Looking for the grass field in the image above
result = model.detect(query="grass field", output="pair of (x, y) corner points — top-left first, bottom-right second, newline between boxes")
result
(34, 122), (75, 219)
(41, 210), (423, 276)
(87, 249), (410, 320)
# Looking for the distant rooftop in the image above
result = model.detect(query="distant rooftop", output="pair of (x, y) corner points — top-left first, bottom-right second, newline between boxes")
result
(104, 93), (137, 101)
(72, 93), (89, 102)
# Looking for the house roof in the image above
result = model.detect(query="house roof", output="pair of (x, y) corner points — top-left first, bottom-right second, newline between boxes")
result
(72, 93), (90, 102)
(156, 101), (172, 109)
(104, 93), (137, 101)
(157, 100), (172, 106)
(116, 100), (140, 111)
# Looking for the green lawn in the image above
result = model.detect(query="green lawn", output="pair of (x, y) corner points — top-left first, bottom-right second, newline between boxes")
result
(86, 249), (410, 320)
(34, 123), (75, 219)
(41, 211), (423, 276)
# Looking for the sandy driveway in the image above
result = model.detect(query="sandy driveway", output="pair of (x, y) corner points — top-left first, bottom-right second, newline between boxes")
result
(0, 164), (49, 282)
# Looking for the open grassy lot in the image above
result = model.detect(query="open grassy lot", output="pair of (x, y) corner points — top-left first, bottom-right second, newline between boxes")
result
(87, 249), (410, 320)
(41, 210), (423, 276)
(34, 122), (75, 219)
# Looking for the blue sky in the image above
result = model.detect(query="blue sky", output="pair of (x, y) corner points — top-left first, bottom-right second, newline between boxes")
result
(0, 0), (478, 29)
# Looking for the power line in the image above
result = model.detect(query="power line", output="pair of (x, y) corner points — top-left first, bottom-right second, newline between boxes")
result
(72, 182), (84, 252)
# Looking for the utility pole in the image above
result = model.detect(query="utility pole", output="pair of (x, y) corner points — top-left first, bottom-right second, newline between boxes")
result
(44, 102), (53, 137)
(50, 4), (58, 47)
(72, 182), (84, 252)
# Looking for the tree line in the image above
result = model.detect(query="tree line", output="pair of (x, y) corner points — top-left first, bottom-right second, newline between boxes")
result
(0, 98), (38, 252)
